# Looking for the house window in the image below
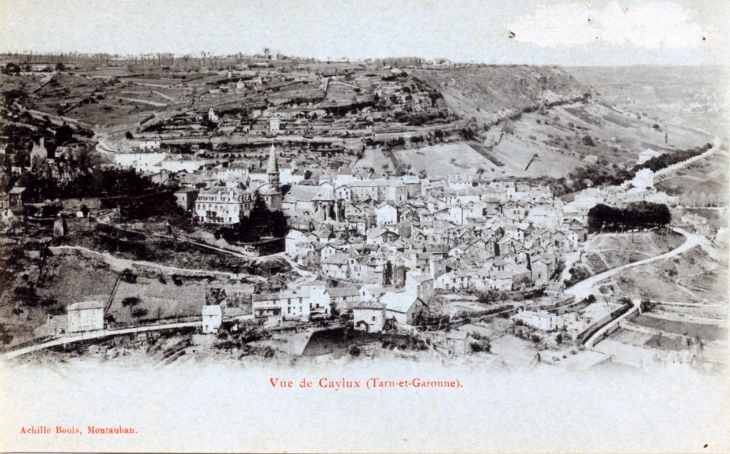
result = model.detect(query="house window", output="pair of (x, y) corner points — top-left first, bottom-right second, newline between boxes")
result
(372, 316), (376, 321)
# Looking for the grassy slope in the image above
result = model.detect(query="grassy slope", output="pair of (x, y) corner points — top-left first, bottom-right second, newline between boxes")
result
(566, 232), (685, 286)
(615, 246), (728, 303)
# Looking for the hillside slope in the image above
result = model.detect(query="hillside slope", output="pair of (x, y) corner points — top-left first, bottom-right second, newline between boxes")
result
(409, 66), (713, 179)
(414, 65), (587, 126)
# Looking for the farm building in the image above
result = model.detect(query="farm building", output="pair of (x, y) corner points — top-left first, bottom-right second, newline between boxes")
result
(380, 292), (427, 325)
(67, 301), (104, 333)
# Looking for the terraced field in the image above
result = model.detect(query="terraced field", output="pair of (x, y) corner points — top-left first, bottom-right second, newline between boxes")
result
(632, 314), (727, 342)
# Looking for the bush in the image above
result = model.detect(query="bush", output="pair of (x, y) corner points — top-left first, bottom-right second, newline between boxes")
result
(470, 338), (491, 353)
(40, 298), (58, 307)
(120, 269), (137, 283)
(131, 308), (148, 318)
(122, 297), (141, 307)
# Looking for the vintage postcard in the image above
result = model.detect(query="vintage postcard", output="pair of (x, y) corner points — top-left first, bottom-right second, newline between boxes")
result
(0, 0), (728, 452)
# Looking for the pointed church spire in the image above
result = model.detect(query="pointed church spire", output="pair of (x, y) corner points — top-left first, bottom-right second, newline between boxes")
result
(267, 144), (278, 174)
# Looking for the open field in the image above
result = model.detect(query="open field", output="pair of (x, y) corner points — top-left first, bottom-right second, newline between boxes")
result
(643, 334), (688, 351)
(414, 66), (585, 125)
(354, 147), (396, 174)
(395, 142), (505, 178)
(107, 277), (206, 325)
(411, 66), (712, 179)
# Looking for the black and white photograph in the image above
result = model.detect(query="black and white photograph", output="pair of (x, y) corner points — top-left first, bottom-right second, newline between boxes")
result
(0, 1), (728, 452)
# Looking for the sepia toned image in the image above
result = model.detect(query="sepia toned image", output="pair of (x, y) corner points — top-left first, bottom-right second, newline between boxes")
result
(0, 0), (728, 452)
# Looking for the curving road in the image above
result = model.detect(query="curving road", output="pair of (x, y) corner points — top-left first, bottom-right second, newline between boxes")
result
(565, 228), (703, 301)
(1, 321), (201, 361)
(583, 299), (641, 349)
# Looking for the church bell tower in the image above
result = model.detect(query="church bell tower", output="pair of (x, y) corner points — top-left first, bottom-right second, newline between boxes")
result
(267, 144), (280, 189)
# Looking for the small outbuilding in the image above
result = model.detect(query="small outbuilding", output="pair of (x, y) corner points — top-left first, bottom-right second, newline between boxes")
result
(202, 305), (223, 334)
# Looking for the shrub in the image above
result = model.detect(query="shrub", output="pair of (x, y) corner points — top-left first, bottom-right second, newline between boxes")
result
(131, 308), (148, 318)
(470, 339), (491, 353)
(40, 298), (58, 307)
(121, 269), (137, 283)
(122, 297), (141, 307)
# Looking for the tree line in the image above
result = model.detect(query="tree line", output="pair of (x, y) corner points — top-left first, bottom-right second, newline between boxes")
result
(587, 202), (671, 233)
(547, 143), (713, 197)
(634, 143), (712, 173)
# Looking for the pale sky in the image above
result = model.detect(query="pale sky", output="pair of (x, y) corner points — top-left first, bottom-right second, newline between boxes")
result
(0, 0), (728, 65)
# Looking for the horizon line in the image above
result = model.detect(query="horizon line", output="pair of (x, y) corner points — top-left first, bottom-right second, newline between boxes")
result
(1, 52), (728, 68)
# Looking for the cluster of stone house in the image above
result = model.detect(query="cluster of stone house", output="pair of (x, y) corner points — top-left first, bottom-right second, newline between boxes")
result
(170, 144), (283, 223)
(251, 272), (434, 331)
(277, 176), (591, 302)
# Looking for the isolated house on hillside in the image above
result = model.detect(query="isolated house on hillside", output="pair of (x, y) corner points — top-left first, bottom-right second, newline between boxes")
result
(202, 305), (222, 334)
(637, 148), (663, 165)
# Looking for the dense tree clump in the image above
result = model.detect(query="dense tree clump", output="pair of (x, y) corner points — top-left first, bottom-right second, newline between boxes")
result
(218, 195), (288, 243)
(587, 202), (671, 233)
(2, 62), (21, 75)
(14, 168), (162, 204)
(55, 124), (75, 145)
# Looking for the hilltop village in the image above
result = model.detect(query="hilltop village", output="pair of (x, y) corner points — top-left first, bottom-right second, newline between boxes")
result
(0, 53), (726, 369)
